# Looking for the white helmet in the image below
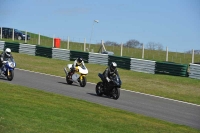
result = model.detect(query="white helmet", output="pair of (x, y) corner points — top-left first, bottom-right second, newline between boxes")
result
(5, 48), (11, 57)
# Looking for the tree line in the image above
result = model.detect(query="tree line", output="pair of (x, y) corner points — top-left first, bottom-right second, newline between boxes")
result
(100, 39), (164, 50)
(99, 39), (199, 54)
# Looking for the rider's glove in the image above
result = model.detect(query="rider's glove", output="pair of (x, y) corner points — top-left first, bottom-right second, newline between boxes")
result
(2, 61), (7, 64)
(75, 67), (79, 72)
(106, 77), (110, 82)
(0, 57), (3, 61)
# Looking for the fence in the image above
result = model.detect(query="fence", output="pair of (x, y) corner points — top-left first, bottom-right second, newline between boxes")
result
(52, 48), (70, 61)
(89, 52), (108, 66)
(130, 58), (156, 74)
(0, 41), (4, 51)
(155, 61), (188, 77)
(189, 63), (200, 80)
(19, 43), (36, 56)
(1, 27), (200, 65)
(108, 55), (131, 70)
(0, 41), (199, 80)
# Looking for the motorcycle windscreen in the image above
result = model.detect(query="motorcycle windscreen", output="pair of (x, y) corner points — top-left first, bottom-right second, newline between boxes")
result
(78, 66), (88, 74)
(111, 75), (121, 86)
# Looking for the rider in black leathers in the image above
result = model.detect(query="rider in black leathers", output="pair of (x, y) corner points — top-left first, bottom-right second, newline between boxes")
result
(102, 62), (119, 93)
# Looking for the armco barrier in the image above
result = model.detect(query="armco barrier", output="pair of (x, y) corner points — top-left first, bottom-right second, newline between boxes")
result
(108, 55), (131, 70)
(189, 63), (200, 80)
(52, 48), (70, 61)
(4, 42), (20, 53)
(89, 52), (108, 66)
(35, 45), (52, 58)
(70, 50), (89, 63)
(130, 58), (156, 74)
(0, 41), (5, 51)
(155, 61), (188, 77)
(19, 43), (36, 56)
(1, 41), (199, 80)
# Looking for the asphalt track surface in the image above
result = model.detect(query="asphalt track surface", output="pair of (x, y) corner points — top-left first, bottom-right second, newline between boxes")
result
(1, 69), (200, 129)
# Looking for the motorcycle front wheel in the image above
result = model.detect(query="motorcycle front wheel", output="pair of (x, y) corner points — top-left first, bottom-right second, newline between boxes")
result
(7, 70), (14, 81)
(80, 76), (87, 87)
(112, 87), (120, 100)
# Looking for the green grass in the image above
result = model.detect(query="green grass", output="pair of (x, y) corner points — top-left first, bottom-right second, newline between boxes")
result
(9, 52), (200, 105)
(1, 31), (200, 64)
(1, 82), (199, 133)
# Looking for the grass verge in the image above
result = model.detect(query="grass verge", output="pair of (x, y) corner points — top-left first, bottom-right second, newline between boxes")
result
(0, 82), (199, 133)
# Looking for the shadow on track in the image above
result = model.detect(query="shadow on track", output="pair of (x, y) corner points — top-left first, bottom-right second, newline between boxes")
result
(87, 92), (112, 99)
(57, 81), (80, 87)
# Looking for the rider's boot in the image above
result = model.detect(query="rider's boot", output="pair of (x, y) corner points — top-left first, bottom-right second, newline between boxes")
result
(69, 72), (73, 79)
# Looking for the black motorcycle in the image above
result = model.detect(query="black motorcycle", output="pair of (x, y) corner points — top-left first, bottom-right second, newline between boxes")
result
(96, 73), (122, 100)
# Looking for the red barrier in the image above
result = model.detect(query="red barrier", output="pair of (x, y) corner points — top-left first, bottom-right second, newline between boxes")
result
(54, 38), (61, 48)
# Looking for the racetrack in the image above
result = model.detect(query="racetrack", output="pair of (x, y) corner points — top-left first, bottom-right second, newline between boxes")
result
(1, 68), (200, 129)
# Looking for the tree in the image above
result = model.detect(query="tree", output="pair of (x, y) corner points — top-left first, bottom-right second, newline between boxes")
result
(146, 42), (163, 50)
(125, 39), (143, 48)
(186, 50), (200, 54)
(104, 41), (119, 46)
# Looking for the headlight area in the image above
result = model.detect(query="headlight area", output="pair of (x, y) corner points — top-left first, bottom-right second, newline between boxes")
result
(9, 62), (15, 68)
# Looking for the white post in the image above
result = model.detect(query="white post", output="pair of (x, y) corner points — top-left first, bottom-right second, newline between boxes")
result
(101, 40), (103, 52)
(120, 42), (123, 56)
(192, 49), (194, 63)
(25, 31), (27, 43)
(142, 44), (144, 59)
(84, 38), (86, 52)
(102, 40), (106, 52)
(89, 22), (94, 50)
(0, 27), (2, 39)
(67, 36), (69, 49)
(166, 47), (168, 61)
(38, 33), (40, 45)
(12, 28), (14, 40)
(89, 20), (99, 50)
(52, 35), (54, 48)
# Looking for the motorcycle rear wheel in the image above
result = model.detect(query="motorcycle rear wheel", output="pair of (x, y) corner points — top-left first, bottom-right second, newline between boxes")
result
(66, 74), (73, 84)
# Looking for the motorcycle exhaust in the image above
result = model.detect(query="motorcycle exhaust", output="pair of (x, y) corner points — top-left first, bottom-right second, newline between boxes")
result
(64, 68), (68, 75)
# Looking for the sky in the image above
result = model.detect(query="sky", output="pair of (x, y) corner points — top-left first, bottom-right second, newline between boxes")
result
(0, 0), (199, 52)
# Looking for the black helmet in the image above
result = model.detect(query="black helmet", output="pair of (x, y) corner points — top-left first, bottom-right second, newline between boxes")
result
(110, 62), (117, 72)
(77, 57), (83, 65)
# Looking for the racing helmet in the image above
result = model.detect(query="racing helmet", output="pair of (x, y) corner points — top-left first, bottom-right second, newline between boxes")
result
(110, 62), (117, 72)
(77, 57), (83, 65)
(5, 48), (11, 57)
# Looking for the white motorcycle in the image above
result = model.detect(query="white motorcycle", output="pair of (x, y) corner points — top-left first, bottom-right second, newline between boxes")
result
(64, 64), (88, 87)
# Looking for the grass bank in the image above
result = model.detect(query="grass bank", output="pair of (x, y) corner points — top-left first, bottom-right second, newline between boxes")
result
(0, 82), (199, 133)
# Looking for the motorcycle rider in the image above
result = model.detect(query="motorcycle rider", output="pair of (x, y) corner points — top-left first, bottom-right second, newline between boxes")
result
(102, 62), (120, 93)
(68, 57), (85, 78)
(0, 48), (13, 68)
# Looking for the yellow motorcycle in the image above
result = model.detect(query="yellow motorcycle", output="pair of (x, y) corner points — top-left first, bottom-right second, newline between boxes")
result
(64, 64), (88, 87)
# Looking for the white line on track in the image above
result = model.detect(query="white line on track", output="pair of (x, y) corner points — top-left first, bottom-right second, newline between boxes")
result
(16, 68), (200, 107)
